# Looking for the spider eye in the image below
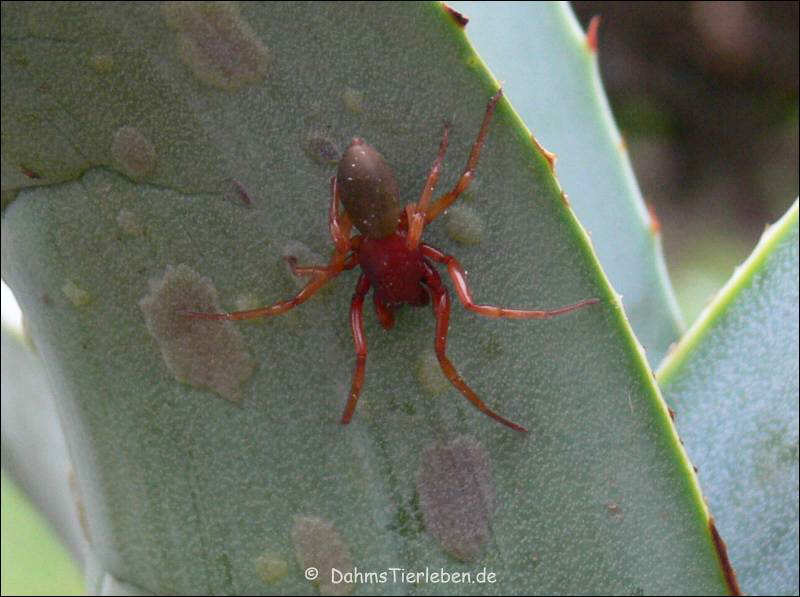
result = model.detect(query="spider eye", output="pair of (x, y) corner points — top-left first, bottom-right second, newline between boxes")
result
(336, 139), (402, 238)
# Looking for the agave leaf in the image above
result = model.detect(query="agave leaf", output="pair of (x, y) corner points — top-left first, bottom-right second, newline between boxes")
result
(659, 200), (799, 595)
(2, 3), (729, 593)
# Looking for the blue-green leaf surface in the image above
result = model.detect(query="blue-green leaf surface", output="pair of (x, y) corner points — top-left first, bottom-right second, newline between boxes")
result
(659, 200), (799, 595)
(2, 3), (730, 594)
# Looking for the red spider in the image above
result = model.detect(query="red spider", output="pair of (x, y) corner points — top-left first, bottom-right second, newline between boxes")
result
(185, 90), (598, 433)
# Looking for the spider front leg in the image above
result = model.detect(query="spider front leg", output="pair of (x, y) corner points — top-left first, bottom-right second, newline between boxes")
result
(341, 274), (371, 425)
(422, 244), (599, 319)
(424, 88), (503, 226)
(423, 262), (528, 433)
(405, 122), (450, 250)
(287, 176), (359, 278)
(406, 89), (503, 250)
(286, 253), (359, 278)
(182, 178), (355, 321)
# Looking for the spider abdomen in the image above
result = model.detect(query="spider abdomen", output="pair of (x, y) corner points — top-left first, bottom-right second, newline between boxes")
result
(358, 233), (428, 307)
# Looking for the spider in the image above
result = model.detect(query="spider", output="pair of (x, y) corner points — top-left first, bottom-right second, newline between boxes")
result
(185, 90), (598, 433)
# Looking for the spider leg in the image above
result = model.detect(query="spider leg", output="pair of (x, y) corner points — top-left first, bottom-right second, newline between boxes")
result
(373, 294), (396, 330)
(285, 175), (358, 278)
(286, 253), (359, 277)
(341, 274), (371, 424)
(329, 176), (353, 256)
(422, 244), (599, 319)
(424, 89), (503, 225)
(181, 270), (341, 321)
(405, 123), (450, 250)
(423, 261), (528, 433)
(182, 178), (358, 321)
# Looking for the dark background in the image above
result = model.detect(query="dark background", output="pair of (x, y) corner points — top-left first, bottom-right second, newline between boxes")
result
(572, 1), (798, 321)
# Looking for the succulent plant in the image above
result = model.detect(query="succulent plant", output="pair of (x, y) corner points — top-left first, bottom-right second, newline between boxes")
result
(2, 3), (796, 594)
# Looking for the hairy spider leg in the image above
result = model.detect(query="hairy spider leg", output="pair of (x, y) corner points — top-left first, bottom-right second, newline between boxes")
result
(182, 177), (356, 321)
(422, 244), (600, 319)
(422, 261), (528, 433)
(341, 273), (371, 424)
(423, 88), (504, 226)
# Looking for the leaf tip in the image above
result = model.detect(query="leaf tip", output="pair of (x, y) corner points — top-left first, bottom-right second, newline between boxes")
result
(443, 3), (469, 28)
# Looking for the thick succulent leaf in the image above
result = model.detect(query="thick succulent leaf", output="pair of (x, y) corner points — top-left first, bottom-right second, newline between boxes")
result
(3, 3), (729, 594)
(447, 1), (684, 367)
(1, 325), (95, 595)
(1, 472), (84, 595)
(658, 200), (799, 595)
(1, 325), (88, 563)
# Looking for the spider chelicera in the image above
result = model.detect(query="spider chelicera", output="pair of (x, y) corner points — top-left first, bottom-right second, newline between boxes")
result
(185, 90), (598, 433)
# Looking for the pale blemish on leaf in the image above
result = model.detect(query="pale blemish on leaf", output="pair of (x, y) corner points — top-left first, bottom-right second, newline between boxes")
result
(417, 435), (495, 561)
(116, 209), (144, 236)
(111, 126), (156, 180)
(163, 1), (270, 91)
(342, 87), (364, 113)
(139, 264), (254, 403)
(291, 515), (354, 596)
(62, 280), (91, 307)
(234, 292), (261, 312)
(417, 348), (449, 396)
(444, 204), (484, 245)
(90, 52), (114, 74)
(255, 551), (289, 584)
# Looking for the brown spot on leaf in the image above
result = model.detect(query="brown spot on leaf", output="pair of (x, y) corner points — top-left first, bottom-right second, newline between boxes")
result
(163, 2), (270, 91)
(139, 265), (254, 403)
(111, 126), (156, 180)
(304, 131), (341, 166)
(417, 435), (494, 561)
(225, 178), (253, 205)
